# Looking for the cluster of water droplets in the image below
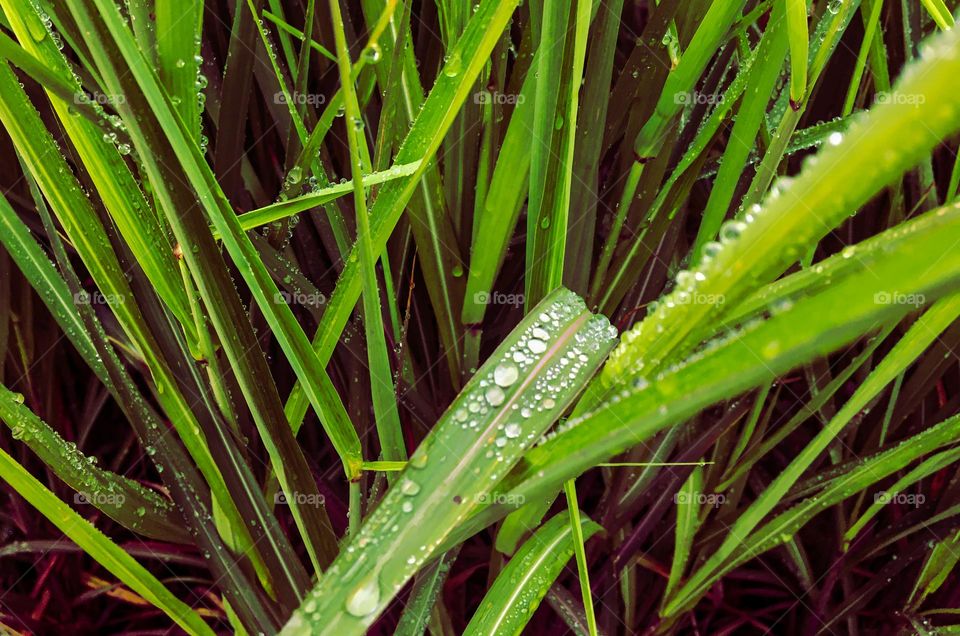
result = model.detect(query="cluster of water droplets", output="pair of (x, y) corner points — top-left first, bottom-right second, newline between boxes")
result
(289, 293), (616, 626)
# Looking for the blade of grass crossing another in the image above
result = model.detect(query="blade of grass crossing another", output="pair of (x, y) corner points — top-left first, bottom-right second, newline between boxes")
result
(282, 0), (522, 431)
(281, 289), (617, 634)
(0, 385), (190, 543)
(457, 204), (960, 543)
(327, 0), (405, 463)
(604, 25), (960, 391)
(0, 443), (216, 636)
(663, 293), (960, 615)
(67, 0), (350, 572)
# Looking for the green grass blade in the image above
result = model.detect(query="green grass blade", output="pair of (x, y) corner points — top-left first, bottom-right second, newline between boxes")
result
(230, 161), (421, 232)
(328, 0), (405, 462)
(562, 479), (598, 636)
(633, 0), (745, 158)
(281, 288), (617, 634)
(920, 0), (955, 30)
(663, 466), (703, 602)
(605, 24), (960, 389)
(1, 0), (197, 344)
(670, 409), (960, 616)
(0, 186), (280, 627)
(0, 442), (216, 636)
(524, 0), (571, 306)
(462, 513), (601, 636)
(663, 294), (960, 615)
(785, 0), (809, 106)
(155, 0), (203, 141)
(475, 203), (960, 533)
(0, 384), (189, 543)
(283, 0), (521, 429)
(691, 8), (788, 258)
(67, 0), (348, 571)
(395, 549), (460, 636)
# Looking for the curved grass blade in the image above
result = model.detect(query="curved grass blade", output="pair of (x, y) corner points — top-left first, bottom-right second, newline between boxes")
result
(0, 443), (216, 636)
(459, 202), (960, 540)
(664, 294), (960, 613)
(0, 385), (189, 543)
(604, 24), (960, 389)
(462, 513), (601, 636)
(281, 288), (617, 634)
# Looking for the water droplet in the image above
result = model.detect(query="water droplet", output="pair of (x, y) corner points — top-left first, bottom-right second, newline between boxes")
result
(362, 43), (382, 64)
(527, 338), (547, 354)
(443, 52), (462, 77)
(409, 454), (427, 469)
(400, 479), (421, 496)
(719, 220), (746, 242)
(493, 362), (519, 387)
(345, 577), (380, 617)
(504, 423), (521, 438)
(485, 386), (505, 406)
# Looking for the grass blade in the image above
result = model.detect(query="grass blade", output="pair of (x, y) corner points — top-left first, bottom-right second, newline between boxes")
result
(281, 288), (616, 634)
(0, 442), (216, 636)
(462, 512), (601, 636)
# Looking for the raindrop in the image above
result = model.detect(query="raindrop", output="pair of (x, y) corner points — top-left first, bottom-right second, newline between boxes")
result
(485, 386), (505, 406)
(362, 43), (382, 64)
(345, 577), (380, 617)
(527, 338), (547, 354)
(493, 362), (519, 387)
